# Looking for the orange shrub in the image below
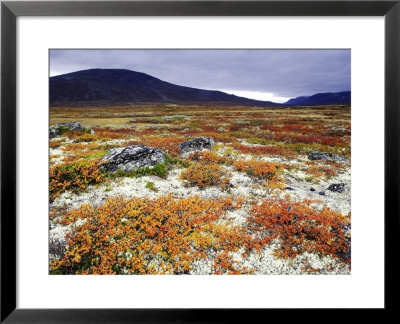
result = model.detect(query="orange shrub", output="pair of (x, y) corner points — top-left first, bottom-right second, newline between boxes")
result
(246, 197), (351, 263)
(50, 139), (64, 148)
(234, 160), (285, 192)
(49, 159), (105, 201)
(72, 133), (97, 143)
(234, 144), (297, 158)
(305, 164), (337, 178)
(181, 163), (231, 189)
(234, 160), (279, 180)
(62, 149), (108, 163)
(186, 151), (229, 164)
(50, 195), (248, 275)
(62, 142), (99, 152)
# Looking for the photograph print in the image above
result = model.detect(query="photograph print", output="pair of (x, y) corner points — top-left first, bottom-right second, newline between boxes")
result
(49, 49), (351, 275)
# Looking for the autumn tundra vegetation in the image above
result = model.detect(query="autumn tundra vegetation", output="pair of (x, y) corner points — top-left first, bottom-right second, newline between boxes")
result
(49, 104), (351, 275)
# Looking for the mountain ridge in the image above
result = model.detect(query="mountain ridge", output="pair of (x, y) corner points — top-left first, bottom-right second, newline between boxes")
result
(50, 69), (351, 107)
(284, 91), (351, 106)
(50, 69), (282, 107)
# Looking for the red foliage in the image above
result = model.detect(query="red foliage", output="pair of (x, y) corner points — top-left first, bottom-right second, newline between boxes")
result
(234, 144), (297, 158)
(246, 198), (351, 263)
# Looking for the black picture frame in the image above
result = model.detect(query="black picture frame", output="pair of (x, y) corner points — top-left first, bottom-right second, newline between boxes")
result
(1, 0), (399, 322)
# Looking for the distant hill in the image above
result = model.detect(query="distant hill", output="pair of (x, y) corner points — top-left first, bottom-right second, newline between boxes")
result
(284, 91), (351, 106)
(50, 69), (282, 107)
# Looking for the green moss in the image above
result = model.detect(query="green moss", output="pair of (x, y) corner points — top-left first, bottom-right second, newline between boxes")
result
(145, 181), (158, 192)
(108, 162), (167, 179)
(106, 154), (189, 180)
(104, 183), (112, 192)
(56, 125), (70, 135)
(49, 268), (67, 275)
(150, 117), (164, 124)
(246, 137), (267, 145)
(82, 151), (108, 159)
(164, 154), (190, 168)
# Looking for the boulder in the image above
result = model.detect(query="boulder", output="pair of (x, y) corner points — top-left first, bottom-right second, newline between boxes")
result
(57, 122), (84, 131)
(337, 224), (351, 261)
(179, 137), (215, 155)
(101, 145), (165, 173)
(49, 125), (58, 139)
(308, 151), (348, 162)
(49, 121), (91, 139)
(327, 183), (345, 193)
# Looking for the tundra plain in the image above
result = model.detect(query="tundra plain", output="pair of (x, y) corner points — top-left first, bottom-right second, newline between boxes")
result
(49, 104), (351, 275)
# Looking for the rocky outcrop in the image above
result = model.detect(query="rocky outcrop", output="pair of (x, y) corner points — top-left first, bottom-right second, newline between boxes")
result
(49, 121), (91, 138)
(101, 145), (165, 173)
(327, 183), (345, 193)
(179, 137), (215, 155)
(308, 151), (348, 162)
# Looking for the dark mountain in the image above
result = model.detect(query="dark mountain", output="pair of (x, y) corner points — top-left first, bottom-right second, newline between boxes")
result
(284, 91), (351, 106)
(50, 69), (282, 107)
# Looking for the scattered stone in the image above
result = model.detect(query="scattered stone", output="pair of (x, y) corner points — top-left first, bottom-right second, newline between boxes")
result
(308, 151), (348, 162)
(318, 191), (326, 196)
(217, 127), (228, 133)
(179, 137), (215, 155)
(49, 122), (93, 139)
(101, 145), (165, 173)
(327, 183), (345, 193)
(310, 187), (316, 192)
(285, 187), (296, 191)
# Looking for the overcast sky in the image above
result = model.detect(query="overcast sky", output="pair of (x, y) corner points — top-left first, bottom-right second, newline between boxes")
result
(50, 49), (350, 103)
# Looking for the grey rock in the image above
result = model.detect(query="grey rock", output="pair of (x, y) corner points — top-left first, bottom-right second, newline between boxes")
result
(310, 187), (316, 192)
(49, 121), (91, 139)
(335, 223), (351, 262)
(308, 151), (348, 162)
(318, 191), (326, 196)
(49, 125), (58, 139)
(101, 145), (165, 173)
(327, 183), (345, 193)
(285, 187), (295, 191)
(57, 122), (84, 131)
(179, 137), (215, 155)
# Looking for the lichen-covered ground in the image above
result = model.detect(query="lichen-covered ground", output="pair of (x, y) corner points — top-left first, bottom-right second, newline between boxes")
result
(49, 105), (351, 275)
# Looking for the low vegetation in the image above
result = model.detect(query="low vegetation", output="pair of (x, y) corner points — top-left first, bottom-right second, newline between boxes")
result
(49, 104), (351, 275)
(50, 194), (350, 275)
(181, 163), (231, 189)
(49, 159), (106, 201)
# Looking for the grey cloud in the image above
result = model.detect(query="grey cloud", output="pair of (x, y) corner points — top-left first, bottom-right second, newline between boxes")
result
(50, 49), (350, 99)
